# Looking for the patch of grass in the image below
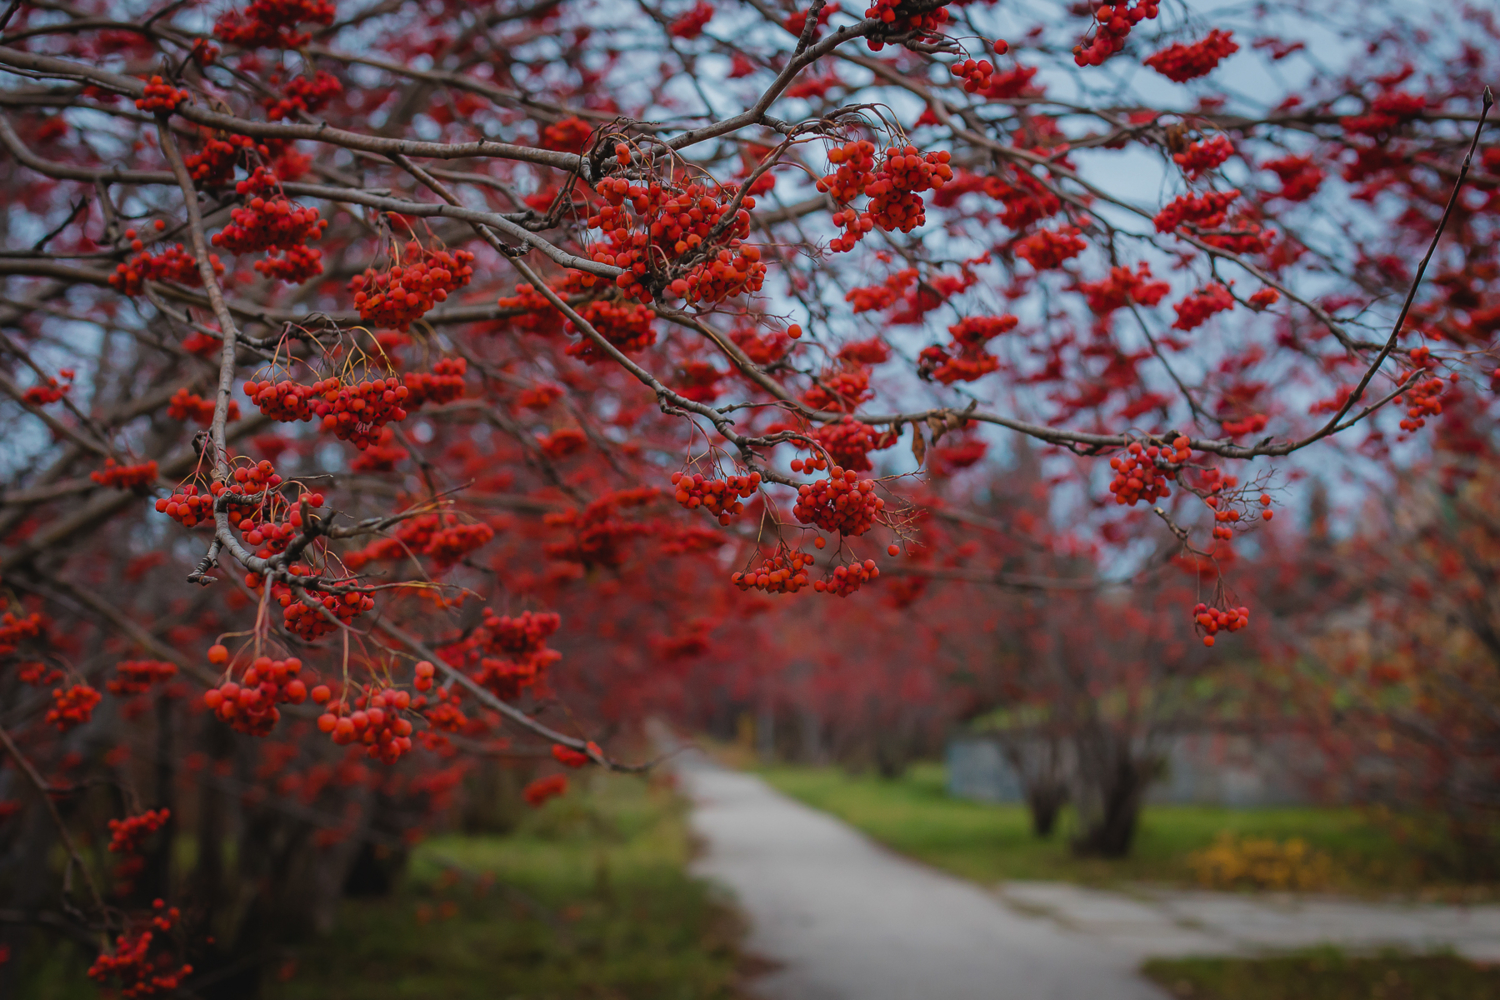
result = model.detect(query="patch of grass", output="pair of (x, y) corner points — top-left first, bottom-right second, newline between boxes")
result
(268, 772), (745, 1000)
(758, 763), (1444, 891)
(1143, 949), (1500, 999)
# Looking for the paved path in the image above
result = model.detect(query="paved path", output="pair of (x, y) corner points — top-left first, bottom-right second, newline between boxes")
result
(679, 758), (1500, 1000)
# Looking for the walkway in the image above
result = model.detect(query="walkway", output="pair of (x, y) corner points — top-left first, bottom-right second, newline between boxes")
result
(679, 758), (1500, 1000)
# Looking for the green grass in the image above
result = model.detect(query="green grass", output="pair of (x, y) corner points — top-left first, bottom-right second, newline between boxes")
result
(1144, 949), (1500, 999)
(759, 762), (1441, 891)
(268, 772), (744, 1000)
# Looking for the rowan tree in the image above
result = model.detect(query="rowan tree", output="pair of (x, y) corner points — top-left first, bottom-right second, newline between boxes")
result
(1, 0), (1498, 990)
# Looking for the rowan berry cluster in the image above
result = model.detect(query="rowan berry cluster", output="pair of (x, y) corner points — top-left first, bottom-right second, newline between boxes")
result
(18, 661), (61, 686)
(108, 660), (177, 696)
(1172, 283), (1236, 331)
(1206, 493), (1244, 539)
(456, 608), (565, 699)
(949, 58), (994, 93)
(794, 469), (884, 536)
(668, 0), (714, 38)
(203, 655), (309, 736)
(518, 382), (564, 410)
(214, 0), (335, 49)
(671, 469), (761, 525)
(263, 70), (342, 121)
(1342, 90), (1427, 136)
(1074, 0), (1160, 66)
(136, 76), (190, 113)
(1108, 440), (1181, 506)
(918, 344), (999, 384)
(1247, 287), (1281, 309)
(1144, 30), (1239, 83)
(211, 169), (327, 285)
(423, 522), (496, 568)
(185, 132), (260, 186)
(1015, 226), (1087, 270)
(46, 683), (101, 731)
(818, 558), (879, 597)
(256, 243), (324, 284)
(278, 577), (376, 640)
(167, 388), (236, 424)
(156, 482), (217, 528)
(317, 686), (415, 763)
(350, 244), (476, 331)
(402, 357), (468, 406)
(1153, 189), (1240, 233)
(551, 743), (592, 767)
(1173, 135), (1233, 178)
(314, 376), (411, 448)
(803, 365), (873, 411)
(524, 774), (568, 807)
(563, 298), (659, 361)
(107, 809), (171, 854)
(110, 243), (222, 295)
(1398, 376), (1445, 431)
(87, 900), (192, 999)
(1079, 262), (1171, 315)
(1262, 155), (1325, 202)
(863, 0), (949, 40)
(812, 416), (882, 472)
(1200, 219), (1275, 255)
(0, 611), (44, 655)
(1192, 602), (1249, 647)
(91, 459), (159, 489)
(821, 143), (953, 252)
(538, 428), (588, 459)
(1220, 413), (1268, 437)
(732, 549), (814, 594)
(588, 173), (763, 305)
(420, 687), (468, 733)
(21, 373), (71, 405)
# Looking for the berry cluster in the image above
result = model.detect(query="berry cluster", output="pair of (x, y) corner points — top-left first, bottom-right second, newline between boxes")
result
(671, 469), (761, 525)
(811, 416), (882, 472)
(203, 655), (309, 736)
(110, 243), (222, 296)
(136, 76), (190, 113)
(1342, 91), (1427, 137)
(278, 577), (376, 640)
(91, 459), (159, 489)
(1171, 283), (1236, 331)
(423, 521), (496, 568)
(1153, 189), (1240, 233)
(948, 58), (994, 93)
(167, 388), (237, 425)
(317, 686), (414, 763)
(538, 428), (588, 459)
(0, 611), (45, 656)
(1078, 262), (1171, 316)
(350, 244), (476, 331)
(820, 143), (953, 252)
(552, 743), (593, 767)
(108, 659), (177, 696)
(563, 298), (659, 361)
(1015, 226), (1087, 270)
(18, 661), (62, 686)
(524, 774), (568, 807)
(819, 558), (879, 597)
(108, 809), (171, 854)
(918, 344), (998, 384)
(156, 482), (218, 528)
(1206, 492), (1245, 539)
(413, 659), (438, 692)
(1173, 134), (1233, 178)
(731, 550), (814, 594)
(1220, 413), (1268, 437)
(316, 376), (411, 448)
(518, 382), (565, 410)
(802, 365), (873, 412)
(22, 372), (71, 405)
(1074, 0), (1160, 66)
(1144, 29), (1239, 83)
(668, 0), (714, 38)
(863, 0), (949, 44)
(263, 70), (343, 121)
(46, 683), (101, 731)
(1108, 440), (1181, 506)
(185, 132), (260, 186)
(589, 174), (763, 305)
(794, 469), (884, 536)
(403, 357), (468, 406)
(1192, 602), (1249, 647)
(1247, 287), (1280, 310)
(214, 0), (335, 49)
(1262, 155), (1325, 202)
(88, 900), (192, 999)
(1398, 376), (1445, 431)
(541, 115), (593, 152)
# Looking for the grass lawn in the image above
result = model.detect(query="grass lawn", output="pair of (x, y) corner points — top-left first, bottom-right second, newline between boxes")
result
(267, 771), (744, 1000)
(758, 762), (1456, 893)
(1144, 950), (1500, 999)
